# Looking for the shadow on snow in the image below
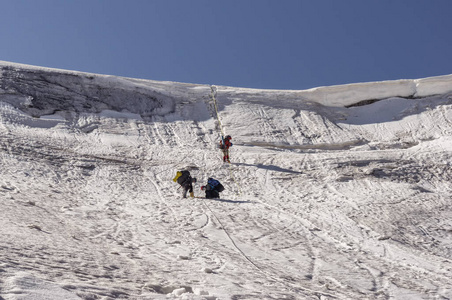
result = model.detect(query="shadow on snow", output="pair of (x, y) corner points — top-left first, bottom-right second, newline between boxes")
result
(232, 162), (302, 175)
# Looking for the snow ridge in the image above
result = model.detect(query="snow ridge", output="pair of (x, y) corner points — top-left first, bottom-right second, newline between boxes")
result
(0, 61), (451, 300)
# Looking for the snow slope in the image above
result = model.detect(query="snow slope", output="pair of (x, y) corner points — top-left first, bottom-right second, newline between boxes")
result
(0, 61), (451, 300)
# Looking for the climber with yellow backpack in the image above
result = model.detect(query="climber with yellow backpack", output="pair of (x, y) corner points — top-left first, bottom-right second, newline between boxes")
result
(173, 170), (197, 198)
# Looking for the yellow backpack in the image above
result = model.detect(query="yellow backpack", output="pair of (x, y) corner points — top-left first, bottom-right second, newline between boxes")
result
(173, 171), (182, 182)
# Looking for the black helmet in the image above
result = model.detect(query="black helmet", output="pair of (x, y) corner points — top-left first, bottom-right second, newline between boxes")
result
(225, 135), (231, 140)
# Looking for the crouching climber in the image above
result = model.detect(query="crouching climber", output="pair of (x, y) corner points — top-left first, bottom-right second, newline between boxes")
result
(201, 178), (224, 199)
(173, 170), (197, 198)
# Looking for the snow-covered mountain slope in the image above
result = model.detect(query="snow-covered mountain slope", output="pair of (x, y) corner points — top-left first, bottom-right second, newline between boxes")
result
(0, 61), (451, 300)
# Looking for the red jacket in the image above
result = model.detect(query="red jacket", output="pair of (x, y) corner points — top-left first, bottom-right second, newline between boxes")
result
(220, 139), (232, 149)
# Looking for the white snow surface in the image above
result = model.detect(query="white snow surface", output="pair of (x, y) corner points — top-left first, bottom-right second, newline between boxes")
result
(0, 61), (451, 300)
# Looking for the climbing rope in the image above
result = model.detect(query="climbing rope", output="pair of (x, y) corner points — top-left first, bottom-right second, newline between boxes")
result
(210, 86), (242, 196)
(210, 85), (225, 139)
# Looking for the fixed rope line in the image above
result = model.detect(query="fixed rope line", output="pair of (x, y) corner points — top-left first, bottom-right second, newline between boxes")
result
(204, 88), (338, 299)
(200, 199), (263, 271)
(210, 86), (242, 196)
(210, 85), (225, 138)
(200, 198), (337, 298)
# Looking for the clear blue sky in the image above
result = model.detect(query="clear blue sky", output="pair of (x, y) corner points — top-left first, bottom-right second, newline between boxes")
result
(1, 0), (452, 90)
